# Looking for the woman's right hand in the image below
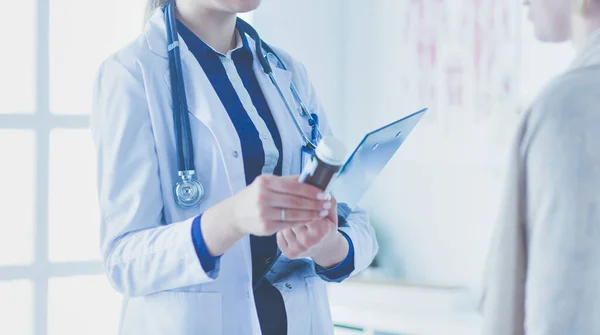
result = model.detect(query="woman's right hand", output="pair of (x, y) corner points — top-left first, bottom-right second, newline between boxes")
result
(231, 175), (331, 236)
(200, 175), (331, 256)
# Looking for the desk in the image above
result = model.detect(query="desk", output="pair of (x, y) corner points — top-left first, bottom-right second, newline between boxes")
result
(329, 278), (482, 335)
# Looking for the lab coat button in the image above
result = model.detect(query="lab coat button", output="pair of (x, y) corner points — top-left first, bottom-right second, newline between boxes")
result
(233, 151), (239, 158)
(285, 283), (292, 290)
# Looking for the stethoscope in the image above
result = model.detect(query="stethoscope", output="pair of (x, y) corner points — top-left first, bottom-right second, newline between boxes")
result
(165, 1), (322, 208)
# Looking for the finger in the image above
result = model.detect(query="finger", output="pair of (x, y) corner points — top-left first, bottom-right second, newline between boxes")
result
(283, 228), (298, 245)
(293, 224), (309, 234)
(292, 224), (315, 248)
(305, 219), (331, 238)
(266, 207), (328, 222)
(304, 219), (322, 234)
(266, 175), (328, 200)
(322, 196), (338, 223)
(283, 228), (302, 257)
(327, 204), (338, 224)
(276, 231), (288, 250)
(265, 193), (329, 211)
(268, 220), (312, 234)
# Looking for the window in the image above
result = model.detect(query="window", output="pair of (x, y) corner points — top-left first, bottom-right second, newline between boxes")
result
(0, 1), (145, 334)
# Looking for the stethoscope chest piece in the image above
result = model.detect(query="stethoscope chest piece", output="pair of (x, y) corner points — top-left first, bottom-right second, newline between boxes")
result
(174, 170), (204, 208)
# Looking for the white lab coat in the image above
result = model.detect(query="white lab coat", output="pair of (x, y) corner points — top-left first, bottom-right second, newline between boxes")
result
(91, 10), (378, 335)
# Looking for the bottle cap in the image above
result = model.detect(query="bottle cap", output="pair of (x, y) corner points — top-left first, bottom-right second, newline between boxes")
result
(315, 136), (347, 166)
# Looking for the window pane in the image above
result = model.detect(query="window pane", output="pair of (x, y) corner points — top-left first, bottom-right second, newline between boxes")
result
(48, 275), (122, 335)
(0, 280), (33, 335)
(0, 0), (35, 114)
(49, 129), (100, 262)
(0, 131), (35, 265)
(49, 0), (146, 114)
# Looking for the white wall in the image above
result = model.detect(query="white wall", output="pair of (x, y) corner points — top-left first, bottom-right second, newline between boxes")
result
(344, 4), (576, 287)
(341, 1), (499, 287)
(253, 0), (347, 139)
(249, 2), (577, 332)
(253, 0), (512, 287)
(254, 0), (574, 288)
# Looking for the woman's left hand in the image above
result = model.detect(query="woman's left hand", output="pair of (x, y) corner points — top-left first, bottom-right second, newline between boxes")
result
(276, 196), (350, 268)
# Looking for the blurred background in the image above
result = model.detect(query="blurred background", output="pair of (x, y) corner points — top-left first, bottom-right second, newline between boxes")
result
(0, 0), (575, 334)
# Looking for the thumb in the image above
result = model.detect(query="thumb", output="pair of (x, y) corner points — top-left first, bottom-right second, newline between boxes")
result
(326, 196), (338, 224)
(279, 175), (302, 183)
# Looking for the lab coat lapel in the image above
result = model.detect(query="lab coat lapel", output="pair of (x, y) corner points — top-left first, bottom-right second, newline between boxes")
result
(180, 55), (237, 144)
(161, 47), (242, 187)
(149, 10), (259, 296)
(172, 55), (256, 280)
(253, 60), (296, 177)
(157, 37), (235, 138)
(149, 5), (239, 171)
(149, 6), (240, 168)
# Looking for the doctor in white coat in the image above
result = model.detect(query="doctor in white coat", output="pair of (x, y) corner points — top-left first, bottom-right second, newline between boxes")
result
(91, 0), (378, 334)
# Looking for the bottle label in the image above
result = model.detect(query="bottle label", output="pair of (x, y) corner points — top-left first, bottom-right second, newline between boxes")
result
(300, 146), (315, 174)
(298, 154), (318, 183)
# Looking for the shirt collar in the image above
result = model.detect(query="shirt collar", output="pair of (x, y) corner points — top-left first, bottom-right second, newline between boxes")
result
(176, 19), (253, 60)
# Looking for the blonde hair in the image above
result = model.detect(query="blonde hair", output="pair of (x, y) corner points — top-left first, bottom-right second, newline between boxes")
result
(145, 0), (171, 22)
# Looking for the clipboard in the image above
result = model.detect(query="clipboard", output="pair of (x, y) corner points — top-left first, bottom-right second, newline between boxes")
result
(330, 108), (427, 208)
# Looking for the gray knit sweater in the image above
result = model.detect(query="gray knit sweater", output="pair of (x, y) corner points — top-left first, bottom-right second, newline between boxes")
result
(482, 31), (600, 335)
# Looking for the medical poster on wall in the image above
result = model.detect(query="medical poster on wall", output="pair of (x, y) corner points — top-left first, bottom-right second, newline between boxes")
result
(402, 0), (521, 124)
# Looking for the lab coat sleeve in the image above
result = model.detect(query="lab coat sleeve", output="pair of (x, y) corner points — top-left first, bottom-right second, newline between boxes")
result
(91, 58), (217, 298)
(295, 62), (379, 278)
(191, 215), (221, 276)
(523, 91), (600, 334)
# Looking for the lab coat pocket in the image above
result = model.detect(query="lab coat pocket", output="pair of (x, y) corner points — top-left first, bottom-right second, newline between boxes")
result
(272, 275), (310, 335)
(120, 291), (222, 335)
(304, 277), (334, 335)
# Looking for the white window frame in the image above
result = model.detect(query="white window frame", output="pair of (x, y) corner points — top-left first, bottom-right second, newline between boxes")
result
(0, 4), (256, 334)
(0, 0), (103, 334)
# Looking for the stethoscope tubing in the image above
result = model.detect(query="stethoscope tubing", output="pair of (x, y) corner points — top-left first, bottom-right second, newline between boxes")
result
(166, 0), (321, 206)
(165, 0), (320, 290)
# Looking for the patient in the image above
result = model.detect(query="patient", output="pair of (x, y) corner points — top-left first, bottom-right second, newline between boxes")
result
(482, 0), (600, 334)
